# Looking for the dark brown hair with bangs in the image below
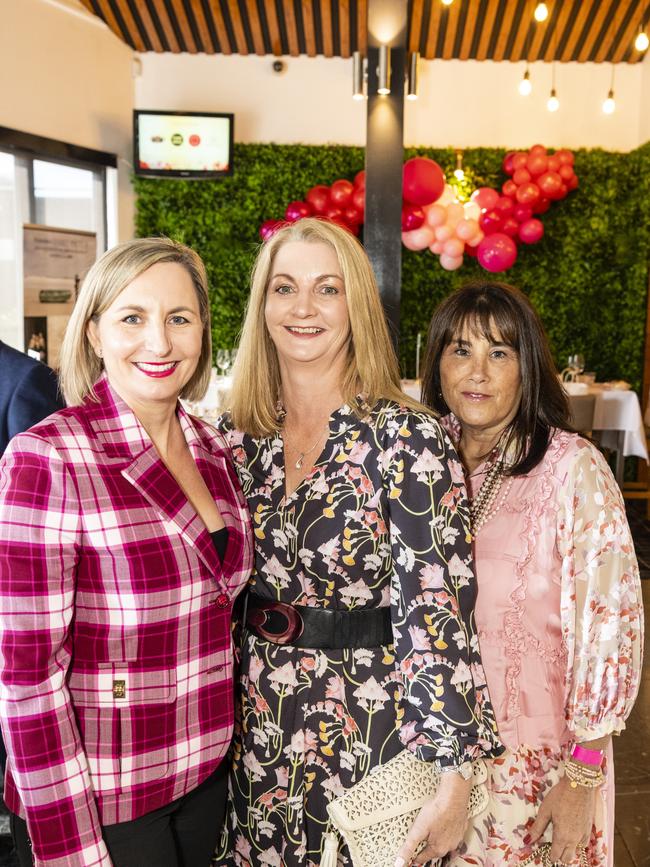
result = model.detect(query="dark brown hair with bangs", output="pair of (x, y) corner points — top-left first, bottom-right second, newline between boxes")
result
(421, 280), (572, 476)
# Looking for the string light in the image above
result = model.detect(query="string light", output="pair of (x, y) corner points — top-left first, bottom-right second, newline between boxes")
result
(602, 66), (615, 114)
(547, 88), (559, 111)
(635, 30), (649, 51)
(534, 3), (549, 22)
(519, 67), (532, 95)
(453, 150), (465, 181)
(441, 0), (454, 6)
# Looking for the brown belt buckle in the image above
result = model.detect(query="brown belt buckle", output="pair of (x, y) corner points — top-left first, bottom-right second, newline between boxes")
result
(248, 600), (305, 645)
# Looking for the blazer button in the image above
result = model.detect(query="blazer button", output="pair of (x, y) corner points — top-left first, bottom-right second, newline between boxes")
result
(216, 593), (229, 608)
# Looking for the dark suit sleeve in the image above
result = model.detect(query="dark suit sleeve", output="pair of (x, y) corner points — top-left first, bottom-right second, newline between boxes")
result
(7, 363), (65, 441)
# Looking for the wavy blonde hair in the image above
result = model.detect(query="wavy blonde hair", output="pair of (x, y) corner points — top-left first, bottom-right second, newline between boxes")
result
(59, 237), (212, 406)
(230, 218), (422, 437)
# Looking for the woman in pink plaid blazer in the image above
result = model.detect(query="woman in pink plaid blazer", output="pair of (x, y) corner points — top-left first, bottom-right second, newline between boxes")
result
(0, 238), (253, 867)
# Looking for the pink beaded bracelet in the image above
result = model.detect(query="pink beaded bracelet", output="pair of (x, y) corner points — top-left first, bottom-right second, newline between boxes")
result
(570, 744), (604, 766)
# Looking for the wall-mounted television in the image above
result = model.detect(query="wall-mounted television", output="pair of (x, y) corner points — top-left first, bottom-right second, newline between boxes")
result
(134, 110), (234, 179)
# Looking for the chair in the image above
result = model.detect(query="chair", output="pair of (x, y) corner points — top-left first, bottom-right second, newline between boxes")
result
(568, 394), (596, 434)
(621, 429), (650, 519)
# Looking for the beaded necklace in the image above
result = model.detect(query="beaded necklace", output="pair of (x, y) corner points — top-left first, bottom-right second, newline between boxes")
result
(469, 456), (512, 538)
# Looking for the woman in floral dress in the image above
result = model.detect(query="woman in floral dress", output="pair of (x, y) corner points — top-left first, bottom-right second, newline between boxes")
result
(422, 280), (644, 867)
(215, 218), (503, 867)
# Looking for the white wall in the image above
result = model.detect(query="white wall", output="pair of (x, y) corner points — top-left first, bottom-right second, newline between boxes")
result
(136, 52), (647, 152)
(0, 0), (135, 240)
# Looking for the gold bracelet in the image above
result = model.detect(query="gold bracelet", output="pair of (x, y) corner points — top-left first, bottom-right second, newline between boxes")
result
(520, 842), (588, 867)
(564, 759), (605, 789)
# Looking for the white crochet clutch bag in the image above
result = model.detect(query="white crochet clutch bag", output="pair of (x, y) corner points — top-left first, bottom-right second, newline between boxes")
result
(324, 751), (489, 867)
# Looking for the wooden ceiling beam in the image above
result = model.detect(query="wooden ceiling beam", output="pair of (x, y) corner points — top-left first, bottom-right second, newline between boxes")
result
(409, 0), (425, 54)
(340, 0), (351, 58)
(244, 0), (267, 54)
(320, 0), (334, 57)
(442, 0), (462, 60)
(188, 0), (216, 53)
(169, 0), (198, 52)
(301, 0), (317, 57)
(475, 0), (500, 61)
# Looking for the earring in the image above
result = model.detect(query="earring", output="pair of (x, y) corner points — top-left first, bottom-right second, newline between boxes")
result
(96, 347), (103, 358)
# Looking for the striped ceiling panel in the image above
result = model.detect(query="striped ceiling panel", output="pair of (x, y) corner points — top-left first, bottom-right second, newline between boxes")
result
(79, 0), (650, 62)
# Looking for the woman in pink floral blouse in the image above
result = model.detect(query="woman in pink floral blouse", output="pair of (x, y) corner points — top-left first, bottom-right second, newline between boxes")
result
(422, 280), (643, 867)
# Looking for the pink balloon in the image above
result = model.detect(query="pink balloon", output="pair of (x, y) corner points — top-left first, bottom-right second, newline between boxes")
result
(479, 209), (503, 235)
(285, 200), (313, 222)
(424, 203), (448, 228)
(518, 218), (545, 244)
(463, 201), (481, 221)
(259, 219), (283, 241)
(494, 196), (515, 218)
(477, 233), (518, 272)
(403, 157), (446, 206)
(444, 237), (464, 258)
(435, 224), (453, 242)
(471, 187), (500, 211)
(513, 204), (533, 224)
(502, 151), (516, 175)
(445, 203), (465, 226)
(456, 218), (480, 241)
(401, 204), (425, 232)
(501, 217), (520, 239)
(402, 225), (435, 250)
(440, 253), (464, 271)
(467, 229), (485, 247)
(430, 240), (445, 255)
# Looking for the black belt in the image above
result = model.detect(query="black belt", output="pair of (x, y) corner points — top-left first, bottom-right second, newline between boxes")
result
(245, 593), (393, 649)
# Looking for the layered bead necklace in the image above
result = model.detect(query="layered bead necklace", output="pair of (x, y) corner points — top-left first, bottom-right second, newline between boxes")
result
(469, 455), (513, 538)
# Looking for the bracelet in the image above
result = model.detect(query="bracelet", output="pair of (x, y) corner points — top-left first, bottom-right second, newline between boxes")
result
(570, 743), (604, 766)
(564, 759), (605, 789)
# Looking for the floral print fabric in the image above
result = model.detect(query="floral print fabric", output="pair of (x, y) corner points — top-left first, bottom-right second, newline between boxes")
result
(215, 401), (503, 866)
(440, 422), (643, 867)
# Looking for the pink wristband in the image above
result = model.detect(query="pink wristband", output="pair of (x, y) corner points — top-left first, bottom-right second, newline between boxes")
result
(570, 744), (604, 766)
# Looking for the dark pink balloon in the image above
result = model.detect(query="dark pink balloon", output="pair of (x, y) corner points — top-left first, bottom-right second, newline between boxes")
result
(403, 157), (446, 205)
(532, 196), (551, 214)
(501, 217), (520, 239)
(401, 204), (425, 232)
(494, 196), (515, 217)
(479, 209), (503, 235)
(259, 219), (283, 241)
(518, 218), (545, 244)
(477, 233), (518, 272)
(502, 151), (516, 175)
(285, 200), (313, 222)
(513, 204), (533, 223)
(538, 171), (563, 198)
(471, 187), (500, 211)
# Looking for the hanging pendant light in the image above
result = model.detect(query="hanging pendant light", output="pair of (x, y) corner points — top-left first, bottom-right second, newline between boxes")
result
(602, 66), (615, 114)
(635, 30), (649, 51)
(534, 3), (549, 22)
(519, 67), (532, 95)
(547, 61), (559, 111)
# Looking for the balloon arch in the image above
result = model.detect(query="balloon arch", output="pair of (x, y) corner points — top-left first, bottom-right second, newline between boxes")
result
(259, 145), (578, 273)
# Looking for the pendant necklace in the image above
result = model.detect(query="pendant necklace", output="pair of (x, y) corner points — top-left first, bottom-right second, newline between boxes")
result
(469, 457), (512, 537)
(284, 423), (329, 470)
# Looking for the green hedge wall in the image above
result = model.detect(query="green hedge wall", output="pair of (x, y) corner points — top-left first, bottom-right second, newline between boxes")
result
(134, 141), (650, 392)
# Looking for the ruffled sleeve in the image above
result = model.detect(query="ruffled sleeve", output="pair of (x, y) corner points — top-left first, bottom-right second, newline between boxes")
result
(557, 438), (644, 739)
(379, 406), (504, 766)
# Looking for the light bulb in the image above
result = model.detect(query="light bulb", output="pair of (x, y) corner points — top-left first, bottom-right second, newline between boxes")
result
(602, 89), (615, 114)
(534, 3), (549, 22)
(547, 88), (559, 112)
(519, 70), (532, 95)
(635, 30), (649, 51)
(454, 168), (465, 180)
(441, 0), (454, 5)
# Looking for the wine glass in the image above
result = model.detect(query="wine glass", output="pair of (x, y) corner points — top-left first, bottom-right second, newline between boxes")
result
(216, 348), (230, 377)
(567, 354), (585, 379)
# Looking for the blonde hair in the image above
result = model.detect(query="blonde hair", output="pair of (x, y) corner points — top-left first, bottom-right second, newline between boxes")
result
(59, 237), (212, 406)
(230, 218), (423, 437)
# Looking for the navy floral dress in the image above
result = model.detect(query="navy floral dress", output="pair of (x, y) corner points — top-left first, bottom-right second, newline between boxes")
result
(215, 401), (502, 867)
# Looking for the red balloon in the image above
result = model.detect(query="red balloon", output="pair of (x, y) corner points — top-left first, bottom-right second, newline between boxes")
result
(344, 205), (364, 227)
(403, 157), (445, 206)
(330, 179), (354, 207)
(558, 164), (574, 182)
(259, 219), (283, 241)
(401, 204), (425, 232)
(471, 187), (500, 211)
(306, 184), (330, 214)
(502, 179), (518, 198)
(513, 168), (531, 186)
(538, 171), (563, 198)
(513, 204), (533, 223)
(479, 209), (503, 235)
(518, 218), (544, 244)
(494, 196), (515, 218)
(512, 152), (529, 172)
(354, 170), (366, 187)
(502, 151), (516, 175)
(529, 144), (547, 157)
(527, 153), (548, 177)
(464, 242), (478, 258)
(325, 205), (344, 223)
(352, 187), (365, 213)
(567, 174), (579, 191)
(547, 156), (560, 172)
(477, 233), (518, 272)
(516, 182), (541, 206)
(285, 200), (313, 222)
(532, 196), (551, 214)
(501, 217), (520, 239)
(555, 149), (574, 166)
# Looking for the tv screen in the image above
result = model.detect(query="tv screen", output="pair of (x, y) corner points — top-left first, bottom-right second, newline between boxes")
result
(134, 110), (234, 178)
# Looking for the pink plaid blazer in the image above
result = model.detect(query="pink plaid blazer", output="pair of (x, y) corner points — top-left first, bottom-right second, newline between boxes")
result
(0, 375), (253, 866)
